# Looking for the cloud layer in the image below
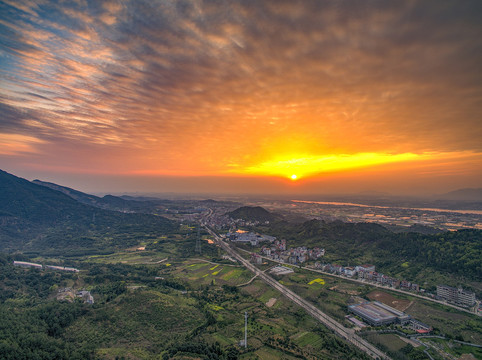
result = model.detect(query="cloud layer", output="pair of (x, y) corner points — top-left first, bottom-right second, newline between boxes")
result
(0, 0), (481, 188)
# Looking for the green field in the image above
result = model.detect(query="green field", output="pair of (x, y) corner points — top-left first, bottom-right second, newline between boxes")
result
(3, 231), (480, 360)
(364, 333), (408, 353)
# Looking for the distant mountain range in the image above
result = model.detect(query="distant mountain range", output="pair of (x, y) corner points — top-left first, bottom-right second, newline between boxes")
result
(0, 170), (175, 255)
(436, 188), (482, 201)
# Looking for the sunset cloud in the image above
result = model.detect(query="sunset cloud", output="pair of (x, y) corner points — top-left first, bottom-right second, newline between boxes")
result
(0, 133), (45, 155)
(0, 0), (481, 193)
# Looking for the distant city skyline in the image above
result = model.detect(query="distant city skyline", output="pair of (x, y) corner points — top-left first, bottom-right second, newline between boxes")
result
(1, 0), (481, 195)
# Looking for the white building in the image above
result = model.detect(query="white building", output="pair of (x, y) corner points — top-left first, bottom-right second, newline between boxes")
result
(436, 285), (475, 307)
(13, 261), (42, 269)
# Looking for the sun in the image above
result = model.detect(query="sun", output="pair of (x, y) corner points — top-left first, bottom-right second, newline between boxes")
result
(290, 174), (298, 181)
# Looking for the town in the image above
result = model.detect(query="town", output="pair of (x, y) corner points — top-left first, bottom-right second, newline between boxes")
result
(222, 230), (479, 312)
(197, 198), (482, 232)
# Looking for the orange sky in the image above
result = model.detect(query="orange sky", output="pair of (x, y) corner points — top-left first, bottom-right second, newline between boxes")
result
(0, 0), (481, 195)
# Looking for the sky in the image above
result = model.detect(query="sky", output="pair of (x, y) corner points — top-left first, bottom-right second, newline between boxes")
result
(0, 0), (481, 196)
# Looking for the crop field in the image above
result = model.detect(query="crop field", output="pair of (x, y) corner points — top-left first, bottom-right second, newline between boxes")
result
(222, 268), (245, 281)
(293, 331), (325, 348)
(170, 260), (252, 287)
(271, 269), (355, 323)
(61, 253), (369, 359)
(159, 272), (360, 360)
(258, 288), (280, 304)
(308, 278), (325, 285)
(187, 262), (210, 270)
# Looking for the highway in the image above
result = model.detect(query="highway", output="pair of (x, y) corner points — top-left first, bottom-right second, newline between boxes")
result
(205, 226), (391, 360)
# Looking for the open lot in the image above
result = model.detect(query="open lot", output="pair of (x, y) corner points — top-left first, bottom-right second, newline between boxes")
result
(367, 290), (412, 311)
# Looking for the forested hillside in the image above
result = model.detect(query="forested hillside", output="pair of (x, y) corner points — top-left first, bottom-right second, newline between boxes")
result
(0, 170), (176, 255)
(257, 219), (482, 281)
(0, 253), (371, 360)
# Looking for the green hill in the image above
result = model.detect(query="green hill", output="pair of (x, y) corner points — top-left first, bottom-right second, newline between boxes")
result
(0, 170), (176, 255)
(226, 206), (282, 223)
(260, 219), (482, 282)
(1, 170), (89, 223)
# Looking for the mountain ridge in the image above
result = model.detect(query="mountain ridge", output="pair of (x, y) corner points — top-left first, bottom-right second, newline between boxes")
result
(0, 169), (175, 254)
(436, 188), (482, 201)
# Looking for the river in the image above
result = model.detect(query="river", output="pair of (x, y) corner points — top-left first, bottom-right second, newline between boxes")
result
(291, 200), (482, 215)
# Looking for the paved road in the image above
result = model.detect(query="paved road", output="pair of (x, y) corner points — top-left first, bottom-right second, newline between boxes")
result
(205, 226), (391, 360)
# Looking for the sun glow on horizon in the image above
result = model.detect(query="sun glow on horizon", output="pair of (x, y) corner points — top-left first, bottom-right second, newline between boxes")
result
(237, 152), (425, 179)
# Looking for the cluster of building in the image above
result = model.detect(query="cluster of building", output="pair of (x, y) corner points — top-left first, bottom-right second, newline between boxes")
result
(202, 213), (233, 229)
(260, 245), (325, 265)
(13, 261), (79, 272)
(436, 284), (476, 307)
(348, 301), (432, 333)
(230, 218), (271, 227)
(316, 263), (478, 309)
(315, 263), (422, 292)
(229, 230), (326, 266)
(203, 211), (270, 230)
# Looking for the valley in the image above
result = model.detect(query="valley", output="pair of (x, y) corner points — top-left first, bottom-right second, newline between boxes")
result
(0, 170), (481, 360)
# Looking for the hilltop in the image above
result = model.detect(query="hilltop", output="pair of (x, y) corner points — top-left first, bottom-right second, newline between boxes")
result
(226, 206), (282, 223)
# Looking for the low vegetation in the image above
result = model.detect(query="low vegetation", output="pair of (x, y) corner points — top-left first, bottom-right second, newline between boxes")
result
(0, 251), (373, 359)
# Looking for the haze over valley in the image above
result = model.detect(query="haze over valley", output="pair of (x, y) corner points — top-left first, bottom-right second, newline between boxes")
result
(1, 0), (481, 359)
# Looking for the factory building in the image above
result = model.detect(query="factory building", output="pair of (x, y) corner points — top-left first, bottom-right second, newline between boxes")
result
(348, 301), (411, 326)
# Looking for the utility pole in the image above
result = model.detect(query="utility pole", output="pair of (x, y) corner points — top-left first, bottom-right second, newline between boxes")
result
(244, 311), (248, 349)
